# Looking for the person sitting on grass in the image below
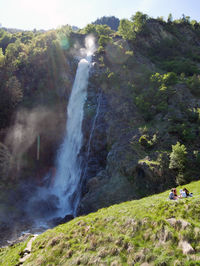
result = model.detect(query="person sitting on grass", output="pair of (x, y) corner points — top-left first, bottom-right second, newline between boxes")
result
(180, 189), (187, 198)
(169, 188), (178, 200)
(183, 187), (193, 197)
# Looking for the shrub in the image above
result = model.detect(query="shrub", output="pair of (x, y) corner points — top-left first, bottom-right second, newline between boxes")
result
(98, 35), (112, 47)
(0, 142), (12, 180)
(162, 59), (199, 76)
(139, 135), (150, 147)
(5, 76), (23, 107)
(0, 48), (4, 67)
(150, 72), (178, 88)
(186, 74), (200, 97)
(107, 72), (119, 85)
(162, 72), (178, 86)
(169, 142), (187, 171)
(139, 134), (157, 148)
(118, 19), (135, 40)
(131, 12), (149, 33)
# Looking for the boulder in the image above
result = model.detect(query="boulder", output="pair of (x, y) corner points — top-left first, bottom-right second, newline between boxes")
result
(178, 240), (194, 255)
(48, 214), (74, 227)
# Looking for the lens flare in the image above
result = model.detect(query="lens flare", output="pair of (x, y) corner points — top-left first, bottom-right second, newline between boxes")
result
(85, 35), (96, 56)
(60, 36), (70, 50)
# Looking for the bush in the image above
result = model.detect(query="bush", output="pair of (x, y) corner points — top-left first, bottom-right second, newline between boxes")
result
(169, 142), (187, 171)
(162, 72), (178, 86)
(131, 12), (149, 33)
(139, 134), (157, 148)
(98, 35), (112, 47)
(0, 48), (4, 67)
(118, 19), (135, 40)
(187, 75), (200, 97)
(162, 59), (199, 76)
(139, 135), (150, 147)
(150, 72), (178, 88)
(107, 72), (119, 85)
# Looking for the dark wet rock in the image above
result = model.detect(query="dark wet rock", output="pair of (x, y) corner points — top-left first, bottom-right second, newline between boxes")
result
(48, 214), (74, 227)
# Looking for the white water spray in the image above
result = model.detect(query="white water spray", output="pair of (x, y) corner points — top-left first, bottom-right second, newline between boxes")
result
(51, 36), (96, 217)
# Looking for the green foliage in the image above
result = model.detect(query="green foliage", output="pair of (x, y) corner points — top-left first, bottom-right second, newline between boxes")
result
(135, 94), (153, 120)
(118, 19), (135, 40)
(167, 13), (173, 23)
(162, 72), (178, 85)
(139, 134), (157, 149)
(97, 45), (104, 53)
(186, 74), (200, 97)
(5, 76), (23, 107)
(118, 12), (149, 40)
(135, 72), (177, 120)
(0, 29), (13, 52)
(125, 50), (133, 56)
(82, 24), (113, 37)
(0, 48), (5, 66)
(173, 14), (191, 25)
(107, 71), (119, 85)
(139, 135), (150, 147)
(194, 150), (200, 165)
(162, 59), (199, 76)
(95, 24), (113, 36)
(149, 38), (180, 61)
(98, 35), (112, 47)
(131, 11), (149, 33)
(0, 142), (12, 180)
(169, 142), (187, 171)
(191, 20), (200, 30)
(150, 72), (178, 88)
(0, 26), (74, 128)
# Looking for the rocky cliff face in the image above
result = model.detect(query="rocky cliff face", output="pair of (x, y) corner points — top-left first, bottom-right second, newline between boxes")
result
(77, 20), (200, 214)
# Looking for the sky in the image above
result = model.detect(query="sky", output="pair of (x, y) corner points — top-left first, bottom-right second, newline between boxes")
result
(1, 0), (200, 31)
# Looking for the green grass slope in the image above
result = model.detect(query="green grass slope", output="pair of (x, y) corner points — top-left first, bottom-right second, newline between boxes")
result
(1, 181), (200, 265)
(0, 237), (30, 266)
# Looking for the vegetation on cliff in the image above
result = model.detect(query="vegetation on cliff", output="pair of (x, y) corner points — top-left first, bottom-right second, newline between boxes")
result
(77, 12), (200, 213)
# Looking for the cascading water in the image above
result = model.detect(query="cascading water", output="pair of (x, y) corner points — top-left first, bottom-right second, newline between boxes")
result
(51, 36), (96, 217)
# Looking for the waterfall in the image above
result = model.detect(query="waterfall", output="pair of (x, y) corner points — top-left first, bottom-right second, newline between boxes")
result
(51, 36), (96, 217)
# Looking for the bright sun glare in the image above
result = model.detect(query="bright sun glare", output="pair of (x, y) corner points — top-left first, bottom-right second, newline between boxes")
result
(19, 0), (65, 29)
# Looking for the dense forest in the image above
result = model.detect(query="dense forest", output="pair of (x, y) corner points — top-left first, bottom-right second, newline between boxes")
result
(0, 12), (200, 246)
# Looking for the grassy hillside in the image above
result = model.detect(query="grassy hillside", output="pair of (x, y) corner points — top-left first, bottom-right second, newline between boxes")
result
(1, 180), (200, 265)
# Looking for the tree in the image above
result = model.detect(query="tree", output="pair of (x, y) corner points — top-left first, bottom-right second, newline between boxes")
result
(131, 11), (148, 33)
(96, 24), (113, 36)
(82, 24), (97, 35)
(169, 142), (187, 171)
(0, 142), (12, 180)
(0, 48), (4, 66)
(5, 76), (23, 107)
(162, 72), (178, 86)
(186, 74), (200, 97)
(0, 29), (13, 52)
(118, 19), (135, 40)
(98, 35), (112, 47)
(167, 13), (173, 23)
